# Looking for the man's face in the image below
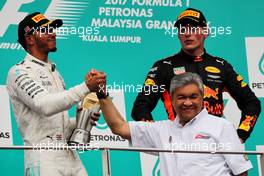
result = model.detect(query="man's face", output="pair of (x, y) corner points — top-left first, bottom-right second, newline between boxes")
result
(31, 27), (57, 52)
(172, 83), (203, 125)
(178, 24), (208, 53)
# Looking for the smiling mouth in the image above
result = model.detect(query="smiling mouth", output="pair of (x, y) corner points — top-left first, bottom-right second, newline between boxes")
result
(184, 40), (193, 44)
(181, 107), (195, 111)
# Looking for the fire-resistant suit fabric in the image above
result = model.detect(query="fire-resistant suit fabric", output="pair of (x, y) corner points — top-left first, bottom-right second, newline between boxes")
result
(7, 54), (89, 176)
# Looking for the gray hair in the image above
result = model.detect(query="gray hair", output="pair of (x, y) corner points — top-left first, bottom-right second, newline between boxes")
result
(170, 72), (204, 99)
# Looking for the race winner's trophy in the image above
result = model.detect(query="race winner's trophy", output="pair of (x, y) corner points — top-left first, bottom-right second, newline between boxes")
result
(68, 93), (100, 145)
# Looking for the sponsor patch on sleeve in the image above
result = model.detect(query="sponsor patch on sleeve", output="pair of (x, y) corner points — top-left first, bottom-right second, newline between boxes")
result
(237, 75), (247, 87)
(237, 75), (244, 81)
(144, 78), (155, 86)
(241, 81), (247, 87)
(238, 115), (257, 132)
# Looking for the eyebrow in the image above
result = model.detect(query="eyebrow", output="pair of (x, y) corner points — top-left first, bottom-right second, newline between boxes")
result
(176, 93), (199, 97)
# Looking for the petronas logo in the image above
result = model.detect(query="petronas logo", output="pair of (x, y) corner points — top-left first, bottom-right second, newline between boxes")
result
(152, 158), (160, 176)
(259, 53), (264, 76)
(95, 119), (108, 130)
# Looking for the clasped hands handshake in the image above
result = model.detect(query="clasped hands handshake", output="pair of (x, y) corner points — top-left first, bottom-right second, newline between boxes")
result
(80, 69), (107, 125)
(85, 68), (107, 95)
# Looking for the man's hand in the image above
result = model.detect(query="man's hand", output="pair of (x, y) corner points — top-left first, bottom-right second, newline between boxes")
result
(90, 112), (100, 126)
(240, 138), (244, 144)
(76, 106), (100, 126)
(76, 105), (83, 115)
(85, 69), (106, 92)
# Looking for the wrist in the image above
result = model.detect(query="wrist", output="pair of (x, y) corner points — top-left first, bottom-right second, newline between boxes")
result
(96, 92), (109, 99)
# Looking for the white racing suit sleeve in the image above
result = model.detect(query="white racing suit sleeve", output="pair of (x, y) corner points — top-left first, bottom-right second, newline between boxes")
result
(65, 118), (77, 139)
(7, 66), (90, 116)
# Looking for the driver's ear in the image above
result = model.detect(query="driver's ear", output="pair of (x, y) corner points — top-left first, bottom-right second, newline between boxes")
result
(25, 35), (35, 46)
(203, 26), (209, 39)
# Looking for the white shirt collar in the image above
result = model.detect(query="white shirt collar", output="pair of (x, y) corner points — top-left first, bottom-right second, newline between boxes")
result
(25, 54), (55, 71)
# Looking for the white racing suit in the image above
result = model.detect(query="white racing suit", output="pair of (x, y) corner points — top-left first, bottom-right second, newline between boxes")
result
(6, 54), (89, 176)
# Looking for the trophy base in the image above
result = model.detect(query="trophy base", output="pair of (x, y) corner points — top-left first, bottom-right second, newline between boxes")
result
(67, 128), (91, 146)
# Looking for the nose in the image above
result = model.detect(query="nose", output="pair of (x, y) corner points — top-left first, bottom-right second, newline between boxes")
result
(51, 31), (56, 36)
(184, 30), (191, 37)
(47, 28), (56, 36)
(49, 32), (56, 39)
(183, 98), (193, 106)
